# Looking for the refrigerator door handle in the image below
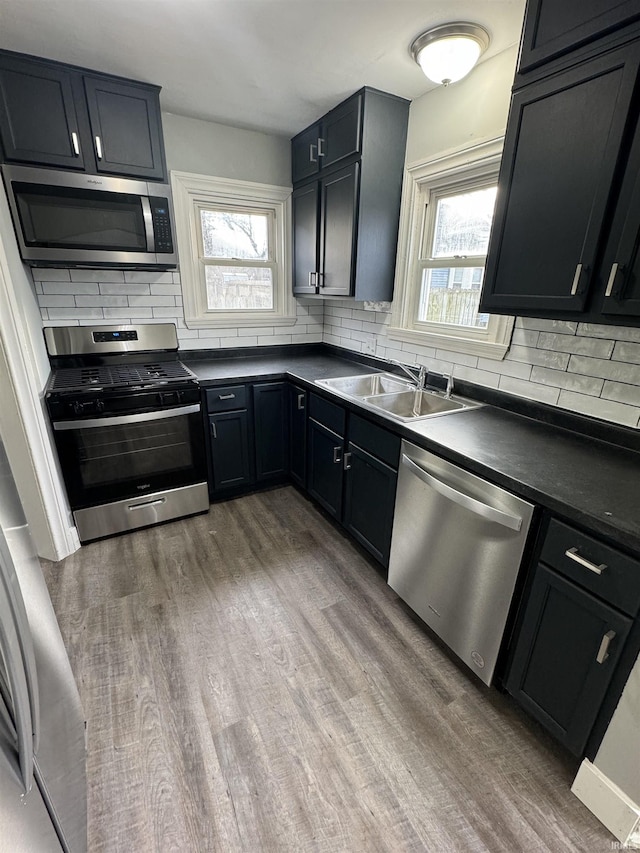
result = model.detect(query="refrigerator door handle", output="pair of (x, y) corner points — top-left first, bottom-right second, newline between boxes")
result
(0, 532), (36, 794)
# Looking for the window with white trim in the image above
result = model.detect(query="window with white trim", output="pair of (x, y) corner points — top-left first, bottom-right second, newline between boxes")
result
(171, 171), (295, 328)
(390, 141), (513, 359)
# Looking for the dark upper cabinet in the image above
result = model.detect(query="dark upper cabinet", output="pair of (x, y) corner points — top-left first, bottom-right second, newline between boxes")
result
(292, 183), (319, 296)
(253, 382), (288, 482)
(83, 76), (165, 180)
(208, 410), (252, 492)
(289, 385), (307, 489)
(480, 42), (640, 322)
(518, 0), (640, 75)
(506, 564), (631, 756)
(0, 56), (85, 169)
(0, 50), (166, 181)
(291, 87), (409, 301)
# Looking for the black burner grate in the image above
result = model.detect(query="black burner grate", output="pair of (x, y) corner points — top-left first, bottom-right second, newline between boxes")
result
(49, 361), (195, 392)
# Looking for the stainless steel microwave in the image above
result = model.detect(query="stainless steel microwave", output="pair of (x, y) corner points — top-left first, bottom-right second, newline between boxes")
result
(2, 164), (177, 269)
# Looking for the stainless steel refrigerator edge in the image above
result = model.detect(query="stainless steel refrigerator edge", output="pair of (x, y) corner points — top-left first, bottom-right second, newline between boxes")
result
(0, 435), (87, 852)
(388, 441), (535, 686)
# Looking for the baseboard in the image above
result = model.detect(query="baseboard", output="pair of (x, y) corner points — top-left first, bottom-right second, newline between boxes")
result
(572, 759), (640, 848)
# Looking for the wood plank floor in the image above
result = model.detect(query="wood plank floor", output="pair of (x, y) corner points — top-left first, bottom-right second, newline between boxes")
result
(43, 486), (615, 852)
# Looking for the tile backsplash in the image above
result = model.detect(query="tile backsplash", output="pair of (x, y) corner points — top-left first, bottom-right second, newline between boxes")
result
(33, 269), (640, 429)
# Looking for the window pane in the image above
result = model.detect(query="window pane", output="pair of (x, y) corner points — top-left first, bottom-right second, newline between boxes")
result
(205, 266), (273, 310)
(418, 267), (489, 329)
(200, 209), (269, 260)
(431, 187), (496, 258)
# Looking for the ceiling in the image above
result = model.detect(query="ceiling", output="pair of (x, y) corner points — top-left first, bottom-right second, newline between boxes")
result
(0, 0), (526, 137)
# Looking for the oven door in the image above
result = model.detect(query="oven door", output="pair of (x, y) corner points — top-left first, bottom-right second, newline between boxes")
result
(52, 404), (207, 510)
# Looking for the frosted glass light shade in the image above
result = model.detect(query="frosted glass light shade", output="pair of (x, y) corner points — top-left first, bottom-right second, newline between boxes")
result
(411, 23), (490, 86)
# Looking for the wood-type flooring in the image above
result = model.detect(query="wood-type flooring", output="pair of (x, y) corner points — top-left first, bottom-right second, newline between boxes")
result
(43, 486), (615, 852)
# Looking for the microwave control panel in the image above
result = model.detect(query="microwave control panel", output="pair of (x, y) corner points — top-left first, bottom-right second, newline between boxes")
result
(150, 198), (174, 253)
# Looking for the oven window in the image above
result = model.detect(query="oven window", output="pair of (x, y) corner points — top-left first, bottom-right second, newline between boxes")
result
(13, 183), (147, 251)
(77, 418), (193, 489)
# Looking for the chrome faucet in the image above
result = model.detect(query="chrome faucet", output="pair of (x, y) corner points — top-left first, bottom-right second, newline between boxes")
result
(444, 371), (454, 399)
(391, 360), (427, 391)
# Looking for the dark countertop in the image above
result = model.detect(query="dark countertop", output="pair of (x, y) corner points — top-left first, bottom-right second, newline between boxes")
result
(187, 352), (640, 555)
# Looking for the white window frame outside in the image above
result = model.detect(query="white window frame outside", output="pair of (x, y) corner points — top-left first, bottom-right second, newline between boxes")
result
(171, 170), (295, 329)
(390, 138), (514, 359)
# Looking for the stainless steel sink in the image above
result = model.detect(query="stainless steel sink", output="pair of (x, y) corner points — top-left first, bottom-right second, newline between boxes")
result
(316, 373), (412, 397)
(315, 372), (481, 421)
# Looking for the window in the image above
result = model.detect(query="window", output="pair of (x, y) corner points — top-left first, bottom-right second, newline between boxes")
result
(390, 140), (513, 358)
(171, 171), (295, 328)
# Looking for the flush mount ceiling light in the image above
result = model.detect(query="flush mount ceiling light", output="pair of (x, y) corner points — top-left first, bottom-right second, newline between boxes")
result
(411, 22), (490, 87)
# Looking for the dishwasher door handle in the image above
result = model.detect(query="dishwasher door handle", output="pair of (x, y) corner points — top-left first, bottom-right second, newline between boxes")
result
(401, 454), (523, 532)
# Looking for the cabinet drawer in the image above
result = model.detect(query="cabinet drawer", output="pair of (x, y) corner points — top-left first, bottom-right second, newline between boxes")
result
(206, 385), (248, 412)
(348, 414), (400, 469)
(541, 519), (640, 616)
(309, 393), (345, 436)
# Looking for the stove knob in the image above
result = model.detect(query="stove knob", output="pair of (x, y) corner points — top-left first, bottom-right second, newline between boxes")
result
(95, 399), (105, 414)
(72, 401), (84, 416)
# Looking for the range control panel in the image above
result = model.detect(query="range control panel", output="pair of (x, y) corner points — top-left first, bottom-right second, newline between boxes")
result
(93, 330), (139, 343)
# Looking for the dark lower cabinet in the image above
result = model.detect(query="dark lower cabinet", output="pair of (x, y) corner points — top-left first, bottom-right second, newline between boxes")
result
(289, 385), (307, 488)
(343, 443), (397, 566)
(253, 382), (288, 482)
(307, 418), (344, 519)
(208, 410), (252, 491)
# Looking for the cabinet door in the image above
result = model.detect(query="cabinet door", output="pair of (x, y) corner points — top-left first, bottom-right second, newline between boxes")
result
(208, 411), (252, 491)
(481, 45), (640, 316)
(291, 123), (321, 184)
(83, 76), (166, 180)
(343, 443), (397, 567)
(320, 93), (362, 171)
(519, 0), (640, 74)
(292, 183), (319, 295)
(307, 419), (344, 519)
(319, 162), (359, 297)
(253, 383), (288, 482)
(289, 385), (307, 489)
(0, 57), (85, 169)
(506, 565), (632, 756)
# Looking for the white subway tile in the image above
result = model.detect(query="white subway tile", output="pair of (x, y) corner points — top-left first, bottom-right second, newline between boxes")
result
(601, 381), (640, 408)
(342, 318), (363, 332)
(426, 357), (455, 375)
(38, 295), (76, 308)
(499, 375), (560, 406)
(538, 332), (614, 358)
(70, 269), (124, 283)
(530, 366), (604, 395)
(172, 272), (181, 285)
(127, 295), (175, 307)
(507, 344), (570, 369)
(435, 349), (478, 368)
(375, 312), (392, 325)
(220, 336), (251, 348)
(31, 269), (71, 282)
(569, 355), (640, 384)
(44, 319), (80, 327)
(510, 328), (540, 347)
(40, 308), (48, 320)
(325, 307), (353, 319)
(42, 282), (99, 295)
(34, 281), (44, 294)
(150, 284), (182, 296)
(181, 337), (220, 350)
(352, 309), (371, 322)
(176, 328), (199, 339)
(323, 334), (343, 347)
(612, 340), (640, 365)
(75, 295), (128, 307)
(456, 366), (501, 389)
(259, 335), (292, 345)
(124, 271), (173, 284)
(578, 324), (640, 343)
(400, 342), (437, 361)
(292, 332), (323, 344)
(175, 296), (183, 307)
(477, 357), (532, 380)
(517, 318), (578, 334)
(237, 326), (273, 336)
(103, 308), (149, 319)
(47, 307), (103, 320)
(151, 307), (182, 318)
(558, 390), (640, 428)
(99, 283), (151, 295)
(362, 320), (384, 335)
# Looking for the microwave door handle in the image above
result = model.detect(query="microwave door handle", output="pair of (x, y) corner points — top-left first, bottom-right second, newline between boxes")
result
(140, 196), (155, 252)
(0, 534), (35, 794)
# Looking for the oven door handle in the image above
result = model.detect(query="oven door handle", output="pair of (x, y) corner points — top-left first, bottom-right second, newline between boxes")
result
(53, 404), (201, 431)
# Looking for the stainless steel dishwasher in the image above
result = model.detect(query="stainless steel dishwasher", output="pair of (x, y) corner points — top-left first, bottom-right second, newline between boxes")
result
(388, 441), (535, 686)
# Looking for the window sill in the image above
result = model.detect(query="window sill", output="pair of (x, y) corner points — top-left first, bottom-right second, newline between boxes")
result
(387, 325), (511, 360)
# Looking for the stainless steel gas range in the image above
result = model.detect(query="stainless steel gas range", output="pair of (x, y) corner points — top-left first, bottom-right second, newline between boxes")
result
(44, 324), (208, 542)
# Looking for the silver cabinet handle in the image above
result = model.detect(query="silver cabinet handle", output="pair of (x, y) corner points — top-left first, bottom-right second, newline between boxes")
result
(297, 393), (305, 411)
(95, 135), (103, 160)
(128, 498), (166, 511)
(308, 272), (318, 289)
(54, 404), (201, 430)
(596, 630), (616, 664)
(309, 143), (318, 163)
(570, 263), (584, 295)
(564, 547), (606, 575)
(333, 446), (342, 464)
(71, 131), (80, 156)
(604, 262), (624, 298)
(210, 421), (217, 440)
(343, 452), (352, 470)
(218, 393), (236, 400)
(317, 137), (325, 158)
(401, 455), (523, 531)
(0, 533), (35, 794)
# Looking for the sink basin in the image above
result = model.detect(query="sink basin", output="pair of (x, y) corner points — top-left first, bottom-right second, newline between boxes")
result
(363, 389), (470, 420)
(316, 373), (412, 397)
